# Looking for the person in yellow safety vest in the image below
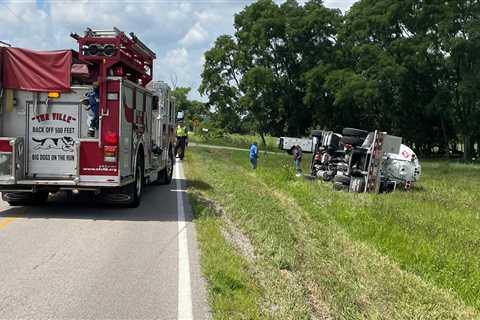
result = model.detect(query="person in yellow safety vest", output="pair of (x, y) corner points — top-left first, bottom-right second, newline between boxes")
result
(175, 122), (188, 160)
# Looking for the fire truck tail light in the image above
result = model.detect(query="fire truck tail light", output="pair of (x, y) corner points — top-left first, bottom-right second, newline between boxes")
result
(104, 132), (119, 145)
(103, 145), (118, 163)
(48, 92), (60, 98)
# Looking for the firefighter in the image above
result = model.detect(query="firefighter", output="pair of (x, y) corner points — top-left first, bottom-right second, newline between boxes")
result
(175, 121), (188, 160)
(81, 82), (99, 137)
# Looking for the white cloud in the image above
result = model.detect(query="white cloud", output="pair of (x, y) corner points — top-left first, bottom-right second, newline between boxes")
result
(164, 48), (189, 66)
(180, 23), (208, 47)
(324, 0), (357, 12)
(194, 11), (221, 24)
(0, 0), (356, 101)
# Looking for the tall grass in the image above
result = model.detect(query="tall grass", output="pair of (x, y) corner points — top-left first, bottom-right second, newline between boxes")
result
(185, 147), (479, 319)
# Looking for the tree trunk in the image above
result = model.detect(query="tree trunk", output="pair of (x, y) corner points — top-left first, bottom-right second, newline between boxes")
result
(463, 134), (471, 162)
(440, 117), (450, 159)
(260, 131), (267, 152)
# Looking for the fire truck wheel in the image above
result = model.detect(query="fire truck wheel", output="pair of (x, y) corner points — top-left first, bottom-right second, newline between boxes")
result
(3, 191), (48, 206)
(157, 149), (174, 185)
(127, 159), (144, 208)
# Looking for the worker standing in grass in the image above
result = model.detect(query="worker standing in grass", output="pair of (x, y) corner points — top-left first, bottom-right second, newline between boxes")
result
(249, 142), (259, 169)
(292, 145), (303, 177)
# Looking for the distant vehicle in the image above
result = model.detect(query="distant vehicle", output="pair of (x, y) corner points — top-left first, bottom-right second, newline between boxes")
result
(278, 137), (313, 154)
(280, 128), (421, 193)
(0, 28), (176, 207)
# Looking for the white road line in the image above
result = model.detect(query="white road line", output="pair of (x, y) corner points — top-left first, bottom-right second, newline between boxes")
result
(176, 161), (193, 320)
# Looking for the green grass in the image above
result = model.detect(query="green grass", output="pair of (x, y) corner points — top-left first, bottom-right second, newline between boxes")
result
(190, 194), (263, 319)
(189, 132), (279, 152)
(185, 147), (480, 319)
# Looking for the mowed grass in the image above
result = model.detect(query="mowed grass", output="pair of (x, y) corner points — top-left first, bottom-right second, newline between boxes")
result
(190, 195), (263, 319)
(185, 147), (480, 319)
(189, 132), (279, 152)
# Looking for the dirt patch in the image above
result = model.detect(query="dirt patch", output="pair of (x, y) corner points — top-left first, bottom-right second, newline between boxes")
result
(220, 217), (257, 263)
(190, 192), (256, 262)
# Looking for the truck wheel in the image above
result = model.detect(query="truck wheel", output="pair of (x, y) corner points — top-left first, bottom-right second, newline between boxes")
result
(157, 148), (174, 185)
(333, 182), (348, 191)
(127, 159), (144, 208)
(333, 174), (351, 185)
(3, 192), (48, 206)
(349, 176), (366, 193)
(340, 135), (365, 147)
(342, 128), (369, 138)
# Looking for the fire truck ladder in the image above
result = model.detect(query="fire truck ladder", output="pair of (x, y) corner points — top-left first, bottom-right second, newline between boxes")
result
(71, 27), (156, 86)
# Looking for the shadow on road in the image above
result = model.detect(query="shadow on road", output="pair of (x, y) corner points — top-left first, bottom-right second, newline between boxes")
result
(0, 178), (203, 222)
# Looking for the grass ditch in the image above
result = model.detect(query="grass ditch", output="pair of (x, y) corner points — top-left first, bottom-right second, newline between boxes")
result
(185, 147), (479, 319)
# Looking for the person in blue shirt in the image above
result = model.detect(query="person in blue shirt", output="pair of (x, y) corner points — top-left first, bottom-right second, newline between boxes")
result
(249, 142), (258, 169)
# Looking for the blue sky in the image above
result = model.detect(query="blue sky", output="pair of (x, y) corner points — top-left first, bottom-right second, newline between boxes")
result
(1, 0), (356, 100)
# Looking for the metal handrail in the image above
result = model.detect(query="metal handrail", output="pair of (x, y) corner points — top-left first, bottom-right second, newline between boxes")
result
(74, 141), (81, 184)
(9, 138), (16, 182)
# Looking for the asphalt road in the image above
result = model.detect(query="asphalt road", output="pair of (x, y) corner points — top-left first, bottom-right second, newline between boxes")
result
(0, 161), (209, 320)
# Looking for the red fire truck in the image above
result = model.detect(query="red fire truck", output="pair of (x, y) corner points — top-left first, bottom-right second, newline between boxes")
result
(0, 28), (176, 207)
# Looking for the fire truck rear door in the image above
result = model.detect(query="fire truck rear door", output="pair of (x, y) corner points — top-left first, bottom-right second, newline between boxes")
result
(27, 92), (82, 178)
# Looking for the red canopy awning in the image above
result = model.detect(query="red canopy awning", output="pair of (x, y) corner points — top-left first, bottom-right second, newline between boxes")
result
(2, 48), (72, 92)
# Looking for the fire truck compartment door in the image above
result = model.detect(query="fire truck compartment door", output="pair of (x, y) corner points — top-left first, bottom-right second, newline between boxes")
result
(27, 100), (80, 178)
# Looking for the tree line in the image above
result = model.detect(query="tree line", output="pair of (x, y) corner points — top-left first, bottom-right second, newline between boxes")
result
(196, 0), (480, 159)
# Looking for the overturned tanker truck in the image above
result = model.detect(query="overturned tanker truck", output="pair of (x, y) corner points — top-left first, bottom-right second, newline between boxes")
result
(0, 28), (176, 207)
(279, 128), (421, 193)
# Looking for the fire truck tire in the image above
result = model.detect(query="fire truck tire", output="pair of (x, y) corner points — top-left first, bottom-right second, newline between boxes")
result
(157, 148), (174, 185)
(3, 191), (49, 206)
(127, 158), (144, 208)
(342, 128), (369, 138)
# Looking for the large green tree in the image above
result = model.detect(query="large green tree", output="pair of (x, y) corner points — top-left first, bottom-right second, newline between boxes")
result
(199, 0), (480, 159)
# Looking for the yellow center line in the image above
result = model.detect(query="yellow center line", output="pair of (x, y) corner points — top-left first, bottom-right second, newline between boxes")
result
(0, 217), (17, 230)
